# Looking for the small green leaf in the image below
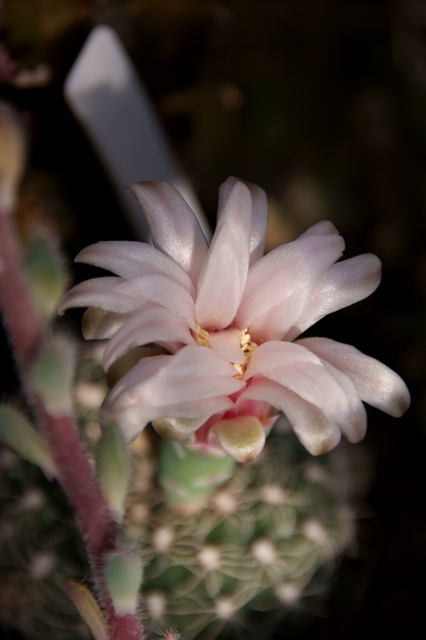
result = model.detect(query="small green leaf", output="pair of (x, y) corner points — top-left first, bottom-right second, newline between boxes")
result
(104, 550), (143, 616)
(30, 334), (76, 416)
(25, 238), (68, 323)
(0, 404), (57, 478)
(96, 423), (130, 521)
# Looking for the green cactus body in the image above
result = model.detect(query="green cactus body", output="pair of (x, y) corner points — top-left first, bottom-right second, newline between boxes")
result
(130, 428), (361, 640)
(0, 345), (370, 640)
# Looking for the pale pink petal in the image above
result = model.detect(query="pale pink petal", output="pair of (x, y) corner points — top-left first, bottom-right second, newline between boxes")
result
(241, 377), (341, 455)
(58, 277), (140, 315)
(236, 232), (345, 341)
(103, 307), (196, 370)
(75, 241), (195, 294)
(160, 344), (242, 380)
(244, 341), (352, 428)
(218, 177), (268, 266)
(116, 274), (196, 328)
(103, 347), (243, 442)
(319, 360), (367, 442)
(272, 393), (342, 455)
(128, 181), (208, 284)
(107, 396), (234, 444)
(209, 328), (243, 363)
(196, 181), (252, 330)
(299, 220), (339, 237)
(299, 337), (411, 417)
(103, 353), (170, 414)
(244, 293), (307, 345)
(107, 346), (243, 406)
(285, 254), (382, 341)
(247, 182), (268, 266)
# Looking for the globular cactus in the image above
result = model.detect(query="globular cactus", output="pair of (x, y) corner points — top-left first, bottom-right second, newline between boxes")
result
(133, 431), (366, 640)
(0, 343), (370, 640)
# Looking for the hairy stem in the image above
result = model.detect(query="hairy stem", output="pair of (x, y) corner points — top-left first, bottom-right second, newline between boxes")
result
(38, 409), (118, 557)
(0, 211), (144, 640)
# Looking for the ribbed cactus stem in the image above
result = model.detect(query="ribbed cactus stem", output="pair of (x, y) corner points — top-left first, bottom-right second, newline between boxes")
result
(159, 440), (236, 509)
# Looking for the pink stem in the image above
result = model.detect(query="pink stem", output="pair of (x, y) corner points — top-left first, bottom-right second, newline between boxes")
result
(105, 609), (146, 640)
(39, 409), (118, 557)
(0, 213), (43, 370)
(40, 410), (144, 640)
(0, 212), (144, 640)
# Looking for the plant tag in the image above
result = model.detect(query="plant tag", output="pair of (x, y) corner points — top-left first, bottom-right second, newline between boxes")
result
(64, 25), (209, 240)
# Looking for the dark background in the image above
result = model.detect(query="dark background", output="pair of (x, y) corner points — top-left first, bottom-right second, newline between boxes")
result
(0, 1), (425, 638)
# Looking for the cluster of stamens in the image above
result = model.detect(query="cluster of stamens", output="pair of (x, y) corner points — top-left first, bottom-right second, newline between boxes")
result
(194, 325), (211, 348)
(195, 325), (258, 379)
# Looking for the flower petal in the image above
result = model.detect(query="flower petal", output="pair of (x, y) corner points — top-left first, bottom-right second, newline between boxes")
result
(103, 307), (196, 370)
(285, 254), (382, 341)
(236, 231), (345, 341)
(218, 177), (268, 267)
(116, 274), (196, 328)
(211, 416), (266, 462)
(241, 377), (341, 455)
(299, 220), (339, 237)
(245, 341), (352, 429)
(75, 241), (195, 294)
(298, 337), (411, 417)
(209, 328), (244, 364)
(195, 181), (252, 331)
(82, 308), (129, 340)
(58, 277), (140, 315)
(103, 347), (244, 442)
(105, 393), (234, 443)
(152, 416), (210, 441)
(319, 360), (367, 443)
(128, 181), (208, 284)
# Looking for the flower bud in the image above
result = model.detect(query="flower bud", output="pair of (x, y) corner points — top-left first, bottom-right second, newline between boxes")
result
(64, 581), (108, 640)
(30, 334), (76, 416)
(0, 404), (57, 478)
(104, 550), (143, 616)
(96, 422), (130, 521)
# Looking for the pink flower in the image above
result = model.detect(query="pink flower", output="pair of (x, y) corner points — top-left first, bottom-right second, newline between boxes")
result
(59, 178), (410, 462)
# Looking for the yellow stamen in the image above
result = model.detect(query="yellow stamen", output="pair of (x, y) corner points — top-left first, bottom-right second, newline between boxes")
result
(233, 328), (258, 379)
(195, 324), (211, 348)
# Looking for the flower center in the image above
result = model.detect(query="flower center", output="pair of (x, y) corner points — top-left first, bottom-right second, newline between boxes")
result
(195, 325), (258, 379)
(195, 324), (211, 348)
